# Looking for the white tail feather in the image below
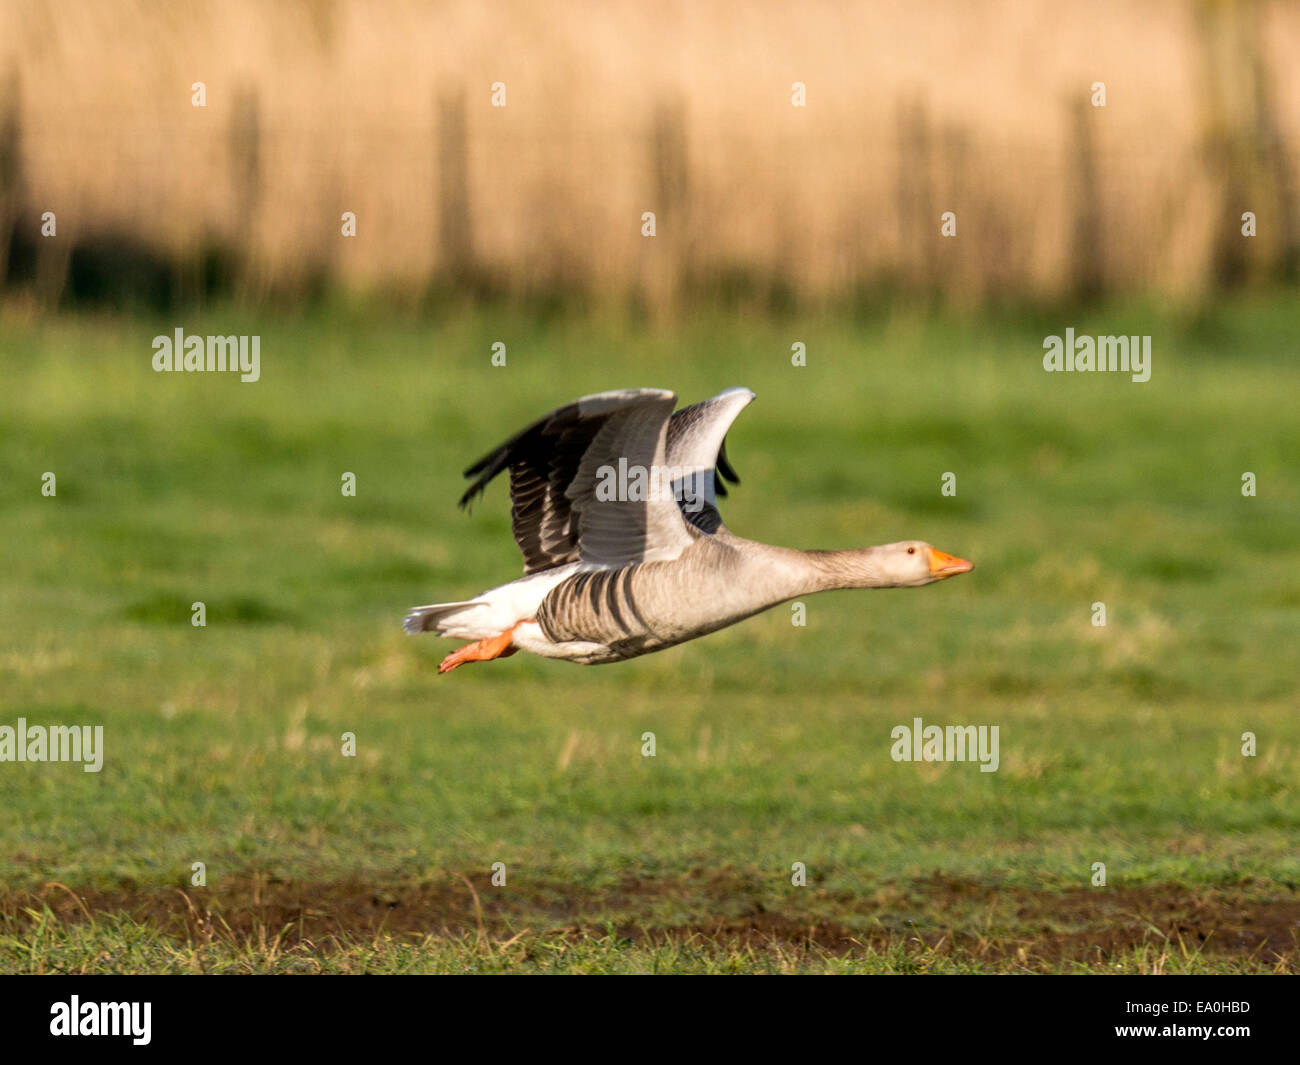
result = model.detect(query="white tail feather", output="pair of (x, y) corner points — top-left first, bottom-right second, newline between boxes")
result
(403, 600), (486, 637)
(405, 563), (581, 641)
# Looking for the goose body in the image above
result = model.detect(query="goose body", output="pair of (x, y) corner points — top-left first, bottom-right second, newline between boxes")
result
(405, 388), (972, 671)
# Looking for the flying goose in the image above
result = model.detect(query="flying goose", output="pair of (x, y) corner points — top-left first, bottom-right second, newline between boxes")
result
(405, 388), (972, 671)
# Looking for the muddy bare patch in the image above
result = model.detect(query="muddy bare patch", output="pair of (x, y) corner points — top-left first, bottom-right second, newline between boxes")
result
(5, 871), (1298, 970)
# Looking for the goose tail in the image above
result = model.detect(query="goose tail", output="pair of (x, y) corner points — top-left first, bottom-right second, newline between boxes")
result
(403, 599), (485, 636)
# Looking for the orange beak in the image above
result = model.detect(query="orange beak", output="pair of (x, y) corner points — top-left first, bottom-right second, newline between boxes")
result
(928, 547), (974, 578)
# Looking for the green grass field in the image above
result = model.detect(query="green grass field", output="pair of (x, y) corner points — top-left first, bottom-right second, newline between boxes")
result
(1, 294), (1298, 973)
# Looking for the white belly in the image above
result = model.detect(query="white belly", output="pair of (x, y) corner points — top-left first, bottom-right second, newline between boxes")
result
(435, 565), (577, 639)
(425, 564), (627, 664)
(509, 619), (613, 663)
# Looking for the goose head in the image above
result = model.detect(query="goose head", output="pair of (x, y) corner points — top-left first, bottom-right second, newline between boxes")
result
(873, 541), (974, 587)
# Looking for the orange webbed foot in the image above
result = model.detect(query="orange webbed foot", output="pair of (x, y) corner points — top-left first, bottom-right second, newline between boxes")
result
(438, 624), (522, 674)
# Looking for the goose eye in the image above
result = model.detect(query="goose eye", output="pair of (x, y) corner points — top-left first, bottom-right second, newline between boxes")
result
(907, 546), (916, 555)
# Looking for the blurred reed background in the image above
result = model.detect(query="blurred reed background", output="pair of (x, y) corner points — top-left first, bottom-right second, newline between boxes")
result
(0, 0), (1297, 313)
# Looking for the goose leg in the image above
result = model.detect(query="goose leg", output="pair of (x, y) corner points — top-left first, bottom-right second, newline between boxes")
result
(438, 623), (523, 674)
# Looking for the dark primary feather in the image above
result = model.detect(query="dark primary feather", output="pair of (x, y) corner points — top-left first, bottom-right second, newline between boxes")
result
(714, 439), (740, 497)
(458, 388), (750, 572)
(458, 398), (615, 573)
(679, 437), (739, 533)
(663, 390), (752, 532)
(458, 389), (691, 574)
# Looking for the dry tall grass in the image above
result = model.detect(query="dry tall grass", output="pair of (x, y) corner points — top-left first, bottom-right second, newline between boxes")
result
(1, 0), (1298, 307)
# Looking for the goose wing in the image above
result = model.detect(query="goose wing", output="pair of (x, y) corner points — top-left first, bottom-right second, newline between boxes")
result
(665, 387), (755, 534)
(459, 388), (695, 572)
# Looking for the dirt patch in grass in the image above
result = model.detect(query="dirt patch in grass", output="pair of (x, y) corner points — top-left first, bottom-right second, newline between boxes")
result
(897, 873), (1300, 968)
(6, 872), (1298, 970)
